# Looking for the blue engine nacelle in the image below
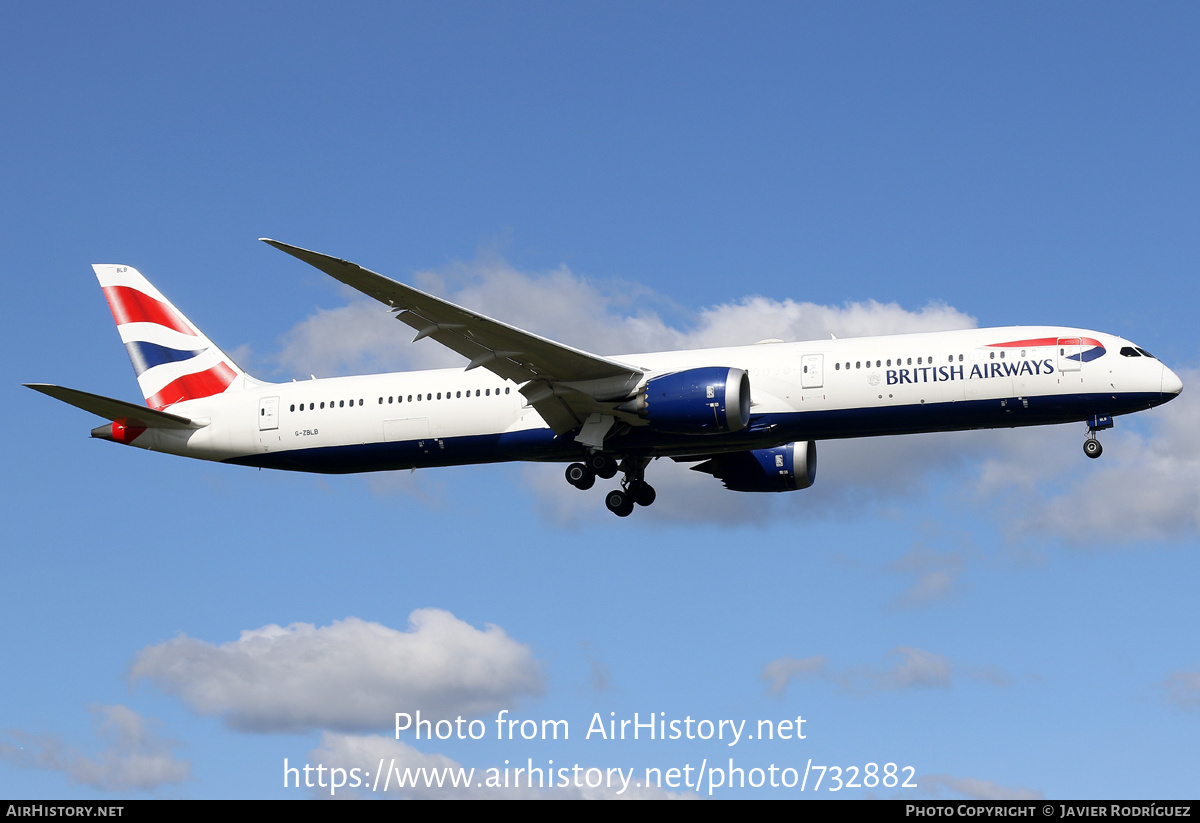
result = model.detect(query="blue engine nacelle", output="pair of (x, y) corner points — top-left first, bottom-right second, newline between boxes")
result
(620, 367), (750, 434)
(691, 441), (817, 492)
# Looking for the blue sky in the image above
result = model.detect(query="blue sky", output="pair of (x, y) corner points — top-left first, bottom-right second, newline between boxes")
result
(3, 2), (1198, 799)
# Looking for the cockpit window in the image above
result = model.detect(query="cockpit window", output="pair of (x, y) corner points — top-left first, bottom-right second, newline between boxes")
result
(1135, 347), (1156, 359)
(1120, 347), (1141, 357)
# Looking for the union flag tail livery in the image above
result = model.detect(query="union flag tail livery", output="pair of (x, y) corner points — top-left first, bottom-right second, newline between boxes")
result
(94, 264), (255, 410)
(28, 241), (1184, 517)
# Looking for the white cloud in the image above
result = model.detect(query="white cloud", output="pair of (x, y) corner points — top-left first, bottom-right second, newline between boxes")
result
(761, 655), (828, 697)
(412, 257), (679, 358)
(0, 705), (189, 793)
(921, 773), (1043, 800)
(304, 732), (695, 799)
(764, 646), (1004, 696)
(971, 370), (1200, 545)
(131, 610), (543, 733)
(866, 646), (953, 691)
(887, 544), (967, 609)
(1165, 668), (1200, 710)
(685, 296), (975, 351)
(274, 302), (418, 378)
(271, 253), (976, 376)
(580, 641), (613, 693)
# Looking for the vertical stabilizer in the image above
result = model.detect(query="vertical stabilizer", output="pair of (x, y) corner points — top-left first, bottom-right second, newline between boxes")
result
(94, 264), (258, 410)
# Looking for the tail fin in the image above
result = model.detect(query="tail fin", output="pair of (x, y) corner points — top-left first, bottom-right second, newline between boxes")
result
(94, 264), (258, 410)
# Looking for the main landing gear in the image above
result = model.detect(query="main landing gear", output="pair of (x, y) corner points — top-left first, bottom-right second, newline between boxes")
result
(565, 454), (655, 517)
(564, 452), (617, 490)
(1083, 413), (1113, 459)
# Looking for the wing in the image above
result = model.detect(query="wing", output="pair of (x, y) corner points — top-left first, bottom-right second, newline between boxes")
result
(261, 239), (644, 434)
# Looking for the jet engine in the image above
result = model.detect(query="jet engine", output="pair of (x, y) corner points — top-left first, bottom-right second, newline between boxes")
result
(691, 441), (817, 492)
(619, 367), (750, 434)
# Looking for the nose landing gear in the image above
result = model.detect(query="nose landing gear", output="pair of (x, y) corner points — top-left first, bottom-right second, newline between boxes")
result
(1083, 413), (1112, 459)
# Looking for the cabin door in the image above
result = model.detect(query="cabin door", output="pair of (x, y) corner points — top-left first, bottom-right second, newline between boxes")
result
(1057, 338), (1082, 372)
(801, 354), (823, 389)
(258, 396), (279, 431)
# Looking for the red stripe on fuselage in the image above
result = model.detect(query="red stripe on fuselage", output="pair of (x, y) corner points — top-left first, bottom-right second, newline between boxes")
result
(987, 336), (1102, 348)
(146, 362), (236, 409)
(986, 337), (1057, 348)
(103, 286), (195, 335)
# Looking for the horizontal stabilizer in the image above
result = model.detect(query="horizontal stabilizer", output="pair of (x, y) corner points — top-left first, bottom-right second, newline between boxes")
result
(24, 384), (202, 429)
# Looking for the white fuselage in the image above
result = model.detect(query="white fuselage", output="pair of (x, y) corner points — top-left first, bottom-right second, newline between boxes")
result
(126, 326), (1180, 474)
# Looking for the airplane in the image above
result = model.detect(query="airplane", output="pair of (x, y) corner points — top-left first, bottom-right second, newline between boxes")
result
(27, 240), (1184, 517)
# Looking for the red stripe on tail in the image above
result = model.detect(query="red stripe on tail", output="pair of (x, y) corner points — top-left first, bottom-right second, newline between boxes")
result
(103, 286), (196, 335)
(146, 363), (237, 409)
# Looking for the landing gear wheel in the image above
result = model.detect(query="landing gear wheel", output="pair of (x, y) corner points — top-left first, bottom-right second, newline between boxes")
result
(1083, 438), (1103, 459)
(565, 463), (595, 489)
(605, 489), (634, 517)
(627, 479), (656, 507)
(587, 453), (619, 479)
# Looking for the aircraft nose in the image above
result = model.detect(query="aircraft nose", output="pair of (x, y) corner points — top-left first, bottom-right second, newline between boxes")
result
(1162, 364), (1184, 398)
